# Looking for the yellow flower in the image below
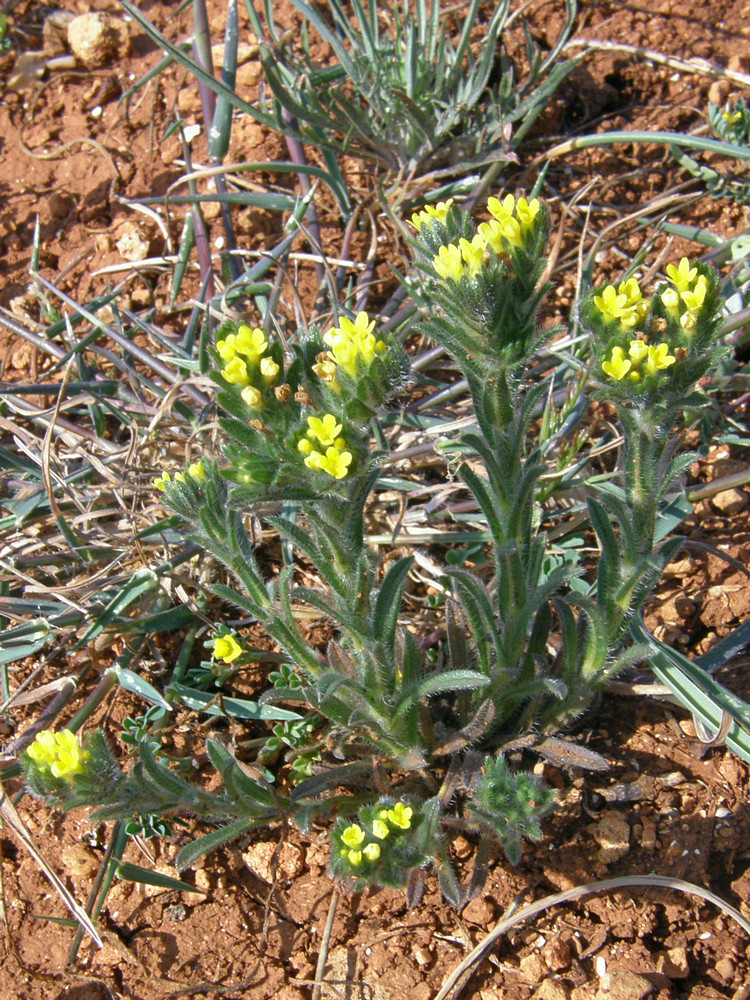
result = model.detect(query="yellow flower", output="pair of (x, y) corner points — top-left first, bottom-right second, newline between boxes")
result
(341, 824), (366, 849)
(723, 109), (743, 124)
(666, 258), (697, 292)
(241, 385), (263, 409)
(387, 802), (413, 830)
(617, 278), (649, 330)
(661, 288), (681, 316)
(216, 334), (237, 363)
(187, 461), (206, 481)
(594, 285), (628, 322)
(153, 472), (172, 492)
(515, 196), (540, 230)
(628, 339), (649, 364)
(644, 343), (676, 374)
(372, 820), (389, 840)
(235, 325), (268, 361)
(363, 843), (381, 861)
(323, 312), (383, 378)
(222, 357), (250, 386)
(459, 235), (486, 276)
(325, 337), (359, 377)
(601, 346), (632, 381)
(297, 438), (314, 456)
(410, 199), (453, 231)
(27, 729), (87, 779)
(336, 312), (376, 343)
(487, 193), (516, 221)
(305, 447), (353, 480)
(433, 242), (464, 281)
(214, 634), (243, 663)
(680, 274), (708, 314)
(618, 278), (643, 308)
(348, 850), (362, 866)
(307, 414), (343, 448)
(259, 357), (280, 381)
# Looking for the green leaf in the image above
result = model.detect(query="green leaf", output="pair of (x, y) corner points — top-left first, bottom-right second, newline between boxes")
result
(373, 556), (413, 650)
(108, 667), (172, 712)
(633, 616), (750, 764)
(116, 861), (205, 893)
(168, 682), (302, 721)
(175, 818), (258, 870)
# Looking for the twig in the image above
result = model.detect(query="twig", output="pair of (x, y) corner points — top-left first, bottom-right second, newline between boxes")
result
(312, 886), (340, 1000)
(434, 874), (750, 1000)
(563, 38), (750, 88)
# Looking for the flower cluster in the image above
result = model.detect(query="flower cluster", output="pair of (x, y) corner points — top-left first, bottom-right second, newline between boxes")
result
(26, 729), (87, 779)
(297, 413), (353, 480)
(154, 460), (205, 493)
(316, 312), (387, 382)
(660, 258), (709, 333)
(593, 278), (650, 331)
(335, 801), (413, 868)
(410, 199), (454, 232)
(601, 339), (676, 383)
(429, 194), (542, 282)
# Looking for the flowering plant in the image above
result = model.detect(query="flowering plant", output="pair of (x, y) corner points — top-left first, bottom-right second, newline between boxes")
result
(22, 192), (732, 905)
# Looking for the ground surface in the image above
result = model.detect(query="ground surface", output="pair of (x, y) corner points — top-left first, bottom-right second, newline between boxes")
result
(1, 1), (750, 999)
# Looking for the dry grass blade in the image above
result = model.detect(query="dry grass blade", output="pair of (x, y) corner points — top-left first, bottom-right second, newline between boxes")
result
(434, 874), (750, 1000)
(0, 782), (102, 947)
(312, 887), (339, 1000)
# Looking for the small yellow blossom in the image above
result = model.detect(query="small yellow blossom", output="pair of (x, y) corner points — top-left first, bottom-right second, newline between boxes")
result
(628, 340), (649, 364)
(341, 824), (366, 849)
(372, 820), (390, 840)
(666, 258), (697, 292)
(307, 414), (343, 448)
(515, 196), (541, 230)
(187, 461), (206, 481)
(594, 285), (629, 322)
(222, 357), (250, 386)
(241, 385), (263, 409)
(680, 274), (708, 314)
(259, 357), (280, 381)
(410, 199), (453, 231)
(644, 343), (676, 375)
(297, 438), (314, 456)
(433, 242), (464, 282)
(153, 472), (172, 492)
(723, 109), (743, 124)
(661, 288), (681, 316)
(235, 325), (268, 361)
(387, 802), (413, 830)
(325, 337), (360, 377)
(459, 235), (486, 276)
(348, 850), (362, 865)
(487, 193), (516, 221)
(601, 346), (632, 381)
(363, 843), (381, 861)
(216, 334), (238, 363)
(27, 730), (87, 779)
(305, 447), (353, 480)
(323, 312), (384, 378)
(214, 634), (243, 663)
(618, 278), (643, 308)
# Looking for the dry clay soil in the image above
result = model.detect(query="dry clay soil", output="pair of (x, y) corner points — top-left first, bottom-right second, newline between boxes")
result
(2, 1), (750, 999)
